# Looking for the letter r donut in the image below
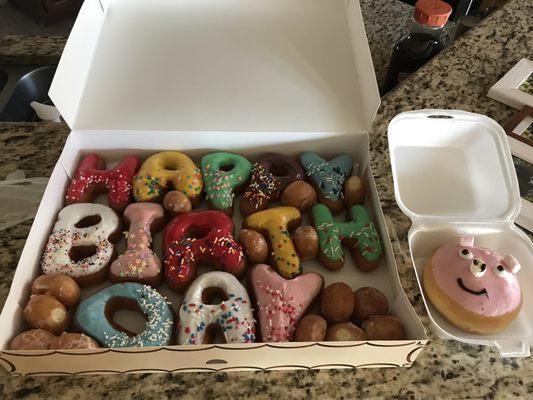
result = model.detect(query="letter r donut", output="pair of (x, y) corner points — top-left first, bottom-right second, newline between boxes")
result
(163, 210), (246, 293)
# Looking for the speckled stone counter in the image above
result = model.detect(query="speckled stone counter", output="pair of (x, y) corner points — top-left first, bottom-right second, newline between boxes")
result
(1, 0), (533, 398)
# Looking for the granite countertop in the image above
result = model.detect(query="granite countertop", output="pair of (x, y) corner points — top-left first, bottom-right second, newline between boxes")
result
(1, 0), (533, 398)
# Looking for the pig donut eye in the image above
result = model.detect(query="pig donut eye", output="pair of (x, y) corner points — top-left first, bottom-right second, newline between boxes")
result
(494, 264), (509, 278)
(470, 259), (487, 277)
(459, 249), (473, 260)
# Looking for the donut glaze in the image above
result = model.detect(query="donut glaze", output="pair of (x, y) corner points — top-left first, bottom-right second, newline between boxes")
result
(428, 238), (521, 317)
(163, 210), (246, 292)
(74, 283), (174, 348)
(240, 153), (304, 216)
(66, 153), (141, 212)
(251, 264), (323, 342)
(110, 203), (165, 286)
(299, 152), (353, 201)
(201, 152), (252, 212)
(133, 152), (203, 203)
(178, 271), (255, 344)
(41, 203), (120, 285)
(244, 206), (301, 279)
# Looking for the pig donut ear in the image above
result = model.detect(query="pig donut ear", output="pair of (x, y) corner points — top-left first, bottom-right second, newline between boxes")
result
(459, 236), (475, 247)
(502, 255), (521, 274)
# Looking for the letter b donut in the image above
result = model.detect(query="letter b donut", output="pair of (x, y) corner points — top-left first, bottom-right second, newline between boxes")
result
(41, 203), (120, 286)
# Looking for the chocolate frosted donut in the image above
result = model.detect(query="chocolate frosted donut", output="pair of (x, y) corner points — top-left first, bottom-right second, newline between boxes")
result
(240, 153), (304, 217)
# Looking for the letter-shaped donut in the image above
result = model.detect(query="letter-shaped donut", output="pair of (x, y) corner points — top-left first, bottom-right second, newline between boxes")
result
(133, 151), (203, 204)
(178, 271), (255, 344)
(109, 203), (166, 287)
(41, 203), (120, 286)
(66, 153), (141, 212)
(300, 152), (353, 214)
(240, 153), (304, 217)
(244, 206), (302, 279)
(74, 283), (174, 347)
(201, 152), (252, 216)
(163, 210), (246, 293)
(250, 264), (323, 342)
(311, 204), (382, 272)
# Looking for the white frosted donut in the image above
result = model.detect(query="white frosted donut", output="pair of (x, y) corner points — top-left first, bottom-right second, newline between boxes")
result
(178, 271), (255, 344)
(41, 203), (119, 284)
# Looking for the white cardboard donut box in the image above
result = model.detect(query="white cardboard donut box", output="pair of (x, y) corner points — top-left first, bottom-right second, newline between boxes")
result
(0, 0), (427, 376)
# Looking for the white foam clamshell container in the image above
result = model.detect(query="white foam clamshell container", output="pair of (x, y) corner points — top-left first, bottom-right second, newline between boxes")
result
(388, 109), (533, 357)
(0, 0), (427, 375)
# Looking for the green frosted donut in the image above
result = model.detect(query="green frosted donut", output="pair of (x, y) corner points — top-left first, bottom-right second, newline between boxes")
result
(312, 203), (382, 264)
(201, 152), (252, 210)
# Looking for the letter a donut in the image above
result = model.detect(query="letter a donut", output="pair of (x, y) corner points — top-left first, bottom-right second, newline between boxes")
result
(133, 151), (203, 205)
(178, 271), (255, 344)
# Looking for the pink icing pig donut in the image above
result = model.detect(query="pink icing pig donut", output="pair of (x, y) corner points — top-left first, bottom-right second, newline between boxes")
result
(423, 236), (522, 334)
(109, 203), (166, 287)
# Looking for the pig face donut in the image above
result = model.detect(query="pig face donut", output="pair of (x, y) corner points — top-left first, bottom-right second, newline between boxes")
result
(239, 153), (304, 217)
(41, 203), (120, 286)
(300, 152), (353, 214)
(311, 204), (382, 272)
(250, 264), (323, 342)
(244, 206), (302, 279)
(110, 203), (166, 287)
(423, 236), (522, 334)
(66, 153), (141, 212)
(74, 283), (174, 347)
(201, 152), (252, 216)
(178, 271), (255, 344)
(163, 210), (246, 293)
(133, 151), (203, 205)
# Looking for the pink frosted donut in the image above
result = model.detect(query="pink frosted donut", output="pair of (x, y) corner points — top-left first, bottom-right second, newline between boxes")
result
(250, 264), (323, 342)
(423, 236), (522, 334)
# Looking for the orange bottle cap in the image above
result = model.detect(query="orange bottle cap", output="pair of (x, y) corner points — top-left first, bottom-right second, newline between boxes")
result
(414, 0), (452, 27)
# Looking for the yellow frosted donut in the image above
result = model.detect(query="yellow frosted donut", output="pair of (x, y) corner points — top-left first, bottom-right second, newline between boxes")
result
(133, 152), (203, 204)
(244, 206), (302, 279)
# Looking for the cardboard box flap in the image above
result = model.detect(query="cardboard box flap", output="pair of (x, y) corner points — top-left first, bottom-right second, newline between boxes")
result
(388, 110), (521, 223)
(49, 0), (379, 133)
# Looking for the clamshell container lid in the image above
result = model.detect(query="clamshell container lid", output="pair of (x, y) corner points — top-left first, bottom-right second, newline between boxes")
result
(49, 0), (380, 133)
(388, 110), (521, 223)
(389, 109), (533, 357)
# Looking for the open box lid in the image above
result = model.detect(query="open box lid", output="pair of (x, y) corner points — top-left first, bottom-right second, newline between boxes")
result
(388, 110), (521, 223)
(49, 0), (379, 133)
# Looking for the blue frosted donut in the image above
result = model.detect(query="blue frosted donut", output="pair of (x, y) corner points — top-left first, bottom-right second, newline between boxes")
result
(74, 283), (174, 348)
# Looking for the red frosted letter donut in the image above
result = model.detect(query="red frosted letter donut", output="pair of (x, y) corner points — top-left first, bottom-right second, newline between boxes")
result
(163, 210), (246, 292)
(66, 153), (141, 212)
